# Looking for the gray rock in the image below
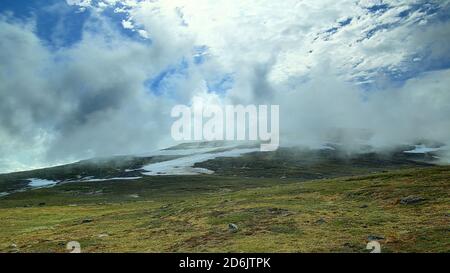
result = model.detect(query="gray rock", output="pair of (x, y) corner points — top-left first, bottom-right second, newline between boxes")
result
(400, 196), (426, 205)
(228, 223), (239, 233)
(315, 218), (327, 225)
(81, 218), (93, 224)
(368, 235), (384, 241)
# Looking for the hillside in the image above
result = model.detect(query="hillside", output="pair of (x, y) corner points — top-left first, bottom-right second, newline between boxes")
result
(0, 165), (448, 253)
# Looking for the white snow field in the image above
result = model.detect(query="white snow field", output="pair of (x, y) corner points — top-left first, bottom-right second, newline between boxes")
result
(27, 178), (58, 188)
(142, 148), (259, 176)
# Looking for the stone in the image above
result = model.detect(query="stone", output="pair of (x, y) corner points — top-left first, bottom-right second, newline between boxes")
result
(368, 235), (384, 241)
(315, 218), (327, 225)
(400, 196), (426, 205)
(81, 218), (93, 224)
(228, 223), (239, 233)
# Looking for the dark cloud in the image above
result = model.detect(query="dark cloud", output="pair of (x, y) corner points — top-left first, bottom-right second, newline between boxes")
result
(0, 14), (192, 172)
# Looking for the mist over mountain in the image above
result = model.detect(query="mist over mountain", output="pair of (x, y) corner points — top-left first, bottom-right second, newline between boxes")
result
(1, 0), (450, 173)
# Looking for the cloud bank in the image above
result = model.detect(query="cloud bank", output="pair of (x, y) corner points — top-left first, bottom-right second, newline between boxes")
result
(0, 0), (449, 172)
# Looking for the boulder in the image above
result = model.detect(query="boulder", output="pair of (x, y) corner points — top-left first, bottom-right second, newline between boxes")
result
(368, 235), (384, 241)
(81, 218), (93, 224)
(228, 223), (239, 233)
(315, 218), (327, 225)
(400, 196), (426, 205)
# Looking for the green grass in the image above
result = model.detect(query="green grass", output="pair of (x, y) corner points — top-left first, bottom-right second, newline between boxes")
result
(0, 166), (448, 253)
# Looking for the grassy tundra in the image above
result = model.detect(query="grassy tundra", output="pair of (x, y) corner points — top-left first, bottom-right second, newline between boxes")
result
(0, 165), (448, 253)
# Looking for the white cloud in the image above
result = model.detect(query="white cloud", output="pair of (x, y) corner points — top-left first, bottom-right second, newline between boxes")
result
(121, 19), (133, 29)
(1, 0), (449, 172)
(67, 0), (450, 84)
(0, 13), (197, 172)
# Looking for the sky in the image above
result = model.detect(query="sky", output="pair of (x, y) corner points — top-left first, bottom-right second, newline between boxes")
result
(0, 0), (450, 173)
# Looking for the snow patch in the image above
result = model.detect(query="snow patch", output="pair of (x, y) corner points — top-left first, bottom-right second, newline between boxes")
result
(27, 178), (58, 188)
(81, 177), (142, 182)
(404, 145), (442, 154)
(142, 148), (259, 176)
(137, 145), (239, 157)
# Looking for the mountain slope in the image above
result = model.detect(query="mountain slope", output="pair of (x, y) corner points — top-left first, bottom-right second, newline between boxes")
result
(0, 143), (442, 195)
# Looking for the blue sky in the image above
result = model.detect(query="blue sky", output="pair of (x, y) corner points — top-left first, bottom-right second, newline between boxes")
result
(0, 0), (89, 48)
(0, 0), (231, 96)
(2, 0), (449, 90)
